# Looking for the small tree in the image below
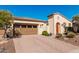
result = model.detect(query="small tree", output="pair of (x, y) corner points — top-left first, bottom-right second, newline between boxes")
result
(0, 10), (13, 38)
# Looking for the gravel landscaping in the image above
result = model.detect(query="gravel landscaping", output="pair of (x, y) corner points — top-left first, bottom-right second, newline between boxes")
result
(57, 35), (79, 47)
(0, 39), (15, 53)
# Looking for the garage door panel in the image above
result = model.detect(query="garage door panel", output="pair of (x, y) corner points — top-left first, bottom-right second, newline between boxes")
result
(16, 28), (37, 35)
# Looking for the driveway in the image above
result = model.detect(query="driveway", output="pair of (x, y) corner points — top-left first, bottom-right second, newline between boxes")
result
(13, 35), (79, 53)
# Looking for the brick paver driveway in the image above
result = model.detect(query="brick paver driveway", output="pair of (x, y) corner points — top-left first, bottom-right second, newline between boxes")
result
(13, 35), (79, 53)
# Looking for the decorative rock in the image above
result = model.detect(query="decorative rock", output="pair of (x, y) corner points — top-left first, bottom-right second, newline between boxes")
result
(0, 47), (5, 53)
(75, 40), (77, 42)
(64, 38), (69, 40)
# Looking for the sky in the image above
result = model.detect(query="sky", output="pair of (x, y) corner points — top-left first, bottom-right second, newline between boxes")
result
(0, 5), (79, 21)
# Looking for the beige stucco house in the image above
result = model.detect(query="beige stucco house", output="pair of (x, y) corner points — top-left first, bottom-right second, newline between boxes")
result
(0, 13), (72, 35)
(48, 13), (72, 35)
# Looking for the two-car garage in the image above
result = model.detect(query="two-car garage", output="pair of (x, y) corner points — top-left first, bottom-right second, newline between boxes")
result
(13, 17), (47, 35)
(14, 23), (38, 35)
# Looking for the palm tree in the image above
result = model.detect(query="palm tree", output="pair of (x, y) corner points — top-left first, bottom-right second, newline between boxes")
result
(0, 10), (13, 38)
(72, 15), (79, 33)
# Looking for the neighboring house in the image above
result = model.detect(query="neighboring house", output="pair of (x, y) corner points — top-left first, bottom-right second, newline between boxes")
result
(48, 13), (72, 35)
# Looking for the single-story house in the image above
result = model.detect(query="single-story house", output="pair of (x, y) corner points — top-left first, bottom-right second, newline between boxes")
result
(0, 13), (72, 35)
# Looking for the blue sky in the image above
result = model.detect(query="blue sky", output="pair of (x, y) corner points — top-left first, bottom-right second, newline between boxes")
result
(0, 5), (79, 21)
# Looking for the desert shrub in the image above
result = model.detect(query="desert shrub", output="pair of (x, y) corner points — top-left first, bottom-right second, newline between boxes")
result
(66, 32), (76, 38)
(63, 32), (68, 35)
(14, 29), (22, 38)
(55, 33), (62, 38)
(42, 31), (49, 36)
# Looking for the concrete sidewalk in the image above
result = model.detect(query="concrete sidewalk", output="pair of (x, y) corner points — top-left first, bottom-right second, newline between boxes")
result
(13, 35), (79, 53)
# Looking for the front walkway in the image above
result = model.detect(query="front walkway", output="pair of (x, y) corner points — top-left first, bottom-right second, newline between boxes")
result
(13, 35), (79, 53)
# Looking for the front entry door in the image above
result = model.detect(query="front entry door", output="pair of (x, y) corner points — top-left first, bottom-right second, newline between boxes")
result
(56, 22), (60, 34)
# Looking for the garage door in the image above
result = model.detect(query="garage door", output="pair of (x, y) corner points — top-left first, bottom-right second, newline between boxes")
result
(14, 24), (38, 35)
(16, 28), (38, 35)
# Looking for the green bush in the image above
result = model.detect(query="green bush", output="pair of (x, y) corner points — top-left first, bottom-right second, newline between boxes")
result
(64, 27), (73, 35)
(55, 33), (62, 38)
(42, 31), (49, 36)
(66, 32), (76, 38)
(66, 27), (73, 32)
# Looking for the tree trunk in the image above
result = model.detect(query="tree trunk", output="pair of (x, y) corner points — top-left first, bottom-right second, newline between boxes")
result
(3, 28), (7, 38)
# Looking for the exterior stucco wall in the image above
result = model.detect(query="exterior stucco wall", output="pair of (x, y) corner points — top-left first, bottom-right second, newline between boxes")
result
(48, 13), (72, 35)
(48, 17), (54, 34)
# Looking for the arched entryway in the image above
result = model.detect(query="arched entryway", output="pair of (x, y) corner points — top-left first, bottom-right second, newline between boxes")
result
(56, 22), (60, 34)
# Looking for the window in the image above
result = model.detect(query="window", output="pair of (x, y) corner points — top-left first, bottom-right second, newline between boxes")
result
(28, 25), (32, 28)
(40, 24), (43, 28)
(14, 25), (20, 28)
(33, 25), (37, 28)
(69, 23), (71, 27)
(40, 24), (43, 27)
(62, 23), (66, 27)
(21, 25), (26, 28)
